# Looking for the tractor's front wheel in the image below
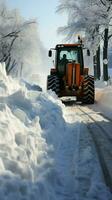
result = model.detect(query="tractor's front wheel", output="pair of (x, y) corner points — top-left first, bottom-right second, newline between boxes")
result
(82, 75), (95, 104)
(47, 75), (60, 96)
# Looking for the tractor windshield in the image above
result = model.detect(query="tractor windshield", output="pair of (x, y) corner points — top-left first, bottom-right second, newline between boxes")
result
(59, 49), (78, 62)
(57, 47), (81, 76)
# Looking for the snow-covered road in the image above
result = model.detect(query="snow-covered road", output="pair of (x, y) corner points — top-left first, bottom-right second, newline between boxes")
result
(60, 104), (112, 199)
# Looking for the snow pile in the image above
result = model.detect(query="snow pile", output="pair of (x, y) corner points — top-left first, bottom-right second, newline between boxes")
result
(90, 80), (112, 118)
(0, 63), (21, 96)
(28, 73), (47, 91)
(0, 63), (66, 200)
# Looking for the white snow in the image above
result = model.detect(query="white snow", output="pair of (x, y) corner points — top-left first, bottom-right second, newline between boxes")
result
(0, 63), (111, 200)
(88, 80), (112, 119)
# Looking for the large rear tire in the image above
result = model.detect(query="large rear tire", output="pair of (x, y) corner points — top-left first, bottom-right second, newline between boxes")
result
(82, 75), (95, 104)
(47, 75), (60, 96)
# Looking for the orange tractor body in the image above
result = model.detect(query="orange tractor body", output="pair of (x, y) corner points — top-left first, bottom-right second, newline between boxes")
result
(47, 43), (94, 104)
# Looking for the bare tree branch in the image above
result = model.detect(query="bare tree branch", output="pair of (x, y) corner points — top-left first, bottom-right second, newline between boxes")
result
(99, 0), (106, 6)
(7, 60), (17, 75)
(108, 33), (112, 39)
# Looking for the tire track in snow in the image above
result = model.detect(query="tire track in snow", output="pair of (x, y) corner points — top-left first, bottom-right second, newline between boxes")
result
(55, 106), (110, 200)
(77, 105), (112, 191)
(54, 121), (81, 200)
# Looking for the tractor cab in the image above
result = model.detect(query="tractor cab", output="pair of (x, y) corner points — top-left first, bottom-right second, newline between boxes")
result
(56, 44), (84, 76)
(49, 44), (84, 75)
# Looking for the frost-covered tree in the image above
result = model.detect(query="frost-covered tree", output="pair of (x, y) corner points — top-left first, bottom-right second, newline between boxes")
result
(100, 0), (112, 81)
(57, 0), (112, 80)
(57, 0), (102, 79)
(57, 1), (100, 47)
(0, 2), (46, 77)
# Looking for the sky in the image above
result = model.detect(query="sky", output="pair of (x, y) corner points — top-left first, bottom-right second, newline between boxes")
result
(6, 0), (67, 49)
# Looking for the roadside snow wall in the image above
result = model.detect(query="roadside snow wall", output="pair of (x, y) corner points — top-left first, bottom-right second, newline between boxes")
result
(0, 63), (65, 200)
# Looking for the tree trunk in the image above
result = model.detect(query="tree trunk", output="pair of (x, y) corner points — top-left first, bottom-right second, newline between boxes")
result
(96, 45), (101, 80)
(103, 28), (108, 81)
(93, 26), (101, 80)
(93, 54), (97, 79)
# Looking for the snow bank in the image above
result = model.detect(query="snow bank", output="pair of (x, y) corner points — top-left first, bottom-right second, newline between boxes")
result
(90, 80), (112, 118)
(0, 63), (65, 200)
(28, 73), (47, 91)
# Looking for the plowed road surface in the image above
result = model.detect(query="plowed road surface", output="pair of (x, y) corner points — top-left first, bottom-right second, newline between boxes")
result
(55, 103), (112, 200)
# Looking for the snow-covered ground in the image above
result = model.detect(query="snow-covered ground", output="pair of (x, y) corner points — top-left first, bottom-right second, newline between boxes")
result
(0, 63), (112, 200)
(89, 80), (112, 119)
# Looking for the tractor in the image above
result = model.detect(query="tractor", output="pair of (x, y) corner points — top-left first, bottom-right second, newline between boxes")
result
(47, 39), (94, 104)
